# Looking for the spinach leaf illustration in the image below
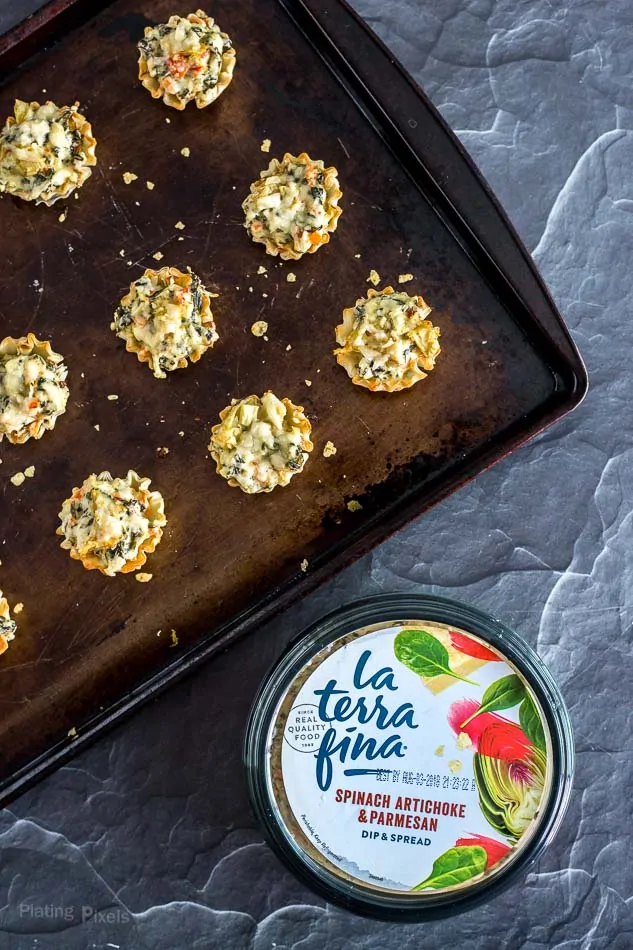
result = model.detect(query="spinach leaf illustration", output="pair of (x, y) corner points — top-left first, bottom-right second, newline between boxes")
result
(394, 630), (479, 686)
(519, 693), (547, 752)
(460, 674), (526, 728)
(412, 845), (487, 891)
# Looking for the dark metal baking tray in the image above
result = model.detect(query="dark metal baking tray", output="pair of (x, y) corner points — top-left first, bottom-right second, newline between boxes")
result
(0, 0), (587, 805)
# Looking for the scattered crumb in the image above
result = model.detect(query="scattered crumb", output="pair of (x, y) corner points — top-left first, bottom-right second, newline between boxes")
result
(180, 146), (190, 157)
(156, 629), (162, 637)
(156, 446), (170, 457)
(300, 558), (309, 572)
(136, 573), (153, 583)
(260, 138), (271, 153)
(398, 273), (414, 284)
(152, 251), (164, 261)
(119, 249), (126, 257)
(456, 732), (473, 750)
(257, 265), (267, 275)
(170, 629), (179, 647)
(122, 171), (138, 184)
(23, 466), (35, 479)
(178, 431), (185, 437)
(74, 192), (79, 200)
(134, 201), (140, 207)
(127, 261), (133, 266)
(347, 499), (363, 512)
(248, 286), (254, 293)
(286, 344), (292, 351)
(367, 269), (380, 286)
(10, 472), (25, 487)
(174, 221), (185, 230)
(13, 603), (23, 614)
(94, 424), (100, 431)
(286, 272), (297, 283)
(107, 394), (119, 401)
(435, 745), (444, 756)
(251, 320), (268, 337)
(165, 117), (171, 124)
(67, 727), (78, 739)
(58, 210), (67, 223)
(304, 379), (312, 387)
(146, 180), (155, 190)
(262, 293), (268, 298)
(323, 441), (337, 458)
(448, 759), (463, 775)
(354, 253), (361, 259)
(177, 236), (184, 241)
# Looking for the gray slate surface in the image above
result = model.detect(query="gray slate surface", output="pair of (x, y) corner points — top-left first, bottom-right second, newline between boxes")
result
(1, 0), (632, 947)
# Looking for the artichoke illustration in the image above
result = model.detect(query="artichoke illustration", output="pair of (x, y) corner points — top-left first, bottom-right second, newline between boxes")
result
(449, 698), (546, 843)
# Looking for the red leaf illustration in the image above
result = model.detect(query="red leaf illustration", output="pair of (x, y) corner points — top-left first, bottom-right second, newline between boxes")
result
(455, 833), (512, 869)
(449, 631), (500, 662)
(477, 720), (533, 762)
(448, 699), (533, 761)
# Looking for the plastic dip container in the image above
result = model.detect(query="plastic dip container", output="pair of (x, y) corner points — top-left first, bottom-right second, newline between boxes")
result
(243, 594), (574, 920)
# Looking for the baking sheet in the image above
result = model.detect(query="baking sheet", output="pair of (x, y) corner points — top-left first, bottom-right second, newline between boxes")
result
(0, 0), (586, 802)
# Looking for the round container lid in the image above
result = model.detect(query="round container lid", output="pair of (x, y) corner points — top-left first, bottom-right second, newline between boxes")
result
(243, 595), (574, 920)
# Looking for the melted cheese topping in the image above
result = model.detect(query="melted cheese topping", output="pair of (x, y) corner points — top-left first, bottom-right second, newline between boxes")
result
(138, 12), (233, 107)
(0, 100), (95, 204)
(243, 155), (340, 256)
(0, 592), (16, 655)
(209, 392), (313, 494)
(0, 350), (68, 442)
(335, 290), (441, 389)
(112, 268), (218, 378)
(58, 471), (166, 576)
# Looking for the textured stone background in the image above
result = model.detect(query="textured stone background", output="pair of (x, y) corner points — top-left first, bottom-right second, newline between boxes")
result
(2, 1), (633, 948)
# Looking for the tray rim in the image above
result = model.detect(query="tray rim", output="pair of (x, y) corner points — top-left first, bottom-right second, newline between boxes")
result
(0, 0), (588, 807)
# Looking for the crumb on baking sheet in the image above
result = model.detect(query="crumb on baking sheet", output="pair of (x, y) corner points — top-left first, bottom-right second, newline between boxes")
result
(347, 499), (363, 512)
(257, 265), (267, 275)
(146, 181), (155, 190)
(180, 147), (190, 157)
(300, 558), (309, 572)
(304, 379), (312, 387)
(58, 210), (67, 222)
(165, 117), (171, 124)
(107, 394), (118, 401)
(136, 573), (153, 583)
(262, 292), (268, 298)
(178, 431), (185, 437)
(286, 344), (292, 351)
(127, 261), (133, 266)
(248, 286), (253, 293)
(156, 447), (169, 457)
(251, 320), (268, 337)
(67, 727), (78, 739)
(354, 253), (361, 259)
(152, 251), (164, 261)
(10, 472), (25, 487)
(170, 629), (179, 647)
(177, 236), (184, 241)
(119, 249), (126, 257)
(13, 603), (23, 614)
(323, 441), (337, 458)
(398, 273), (414, 283)
(24, 466), (35, 479)
(122, 172), (138, 184)
(175, 221), (185, 230)
(286, 272), (297, 283)
(94, 424), (100, 431)
(260, 138), (271, 153)
(367, 269), (380, 286)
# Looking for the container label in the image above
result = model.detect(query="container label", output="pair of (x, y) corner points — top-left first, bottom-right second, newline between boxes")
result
(267, 621), (551, 894)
